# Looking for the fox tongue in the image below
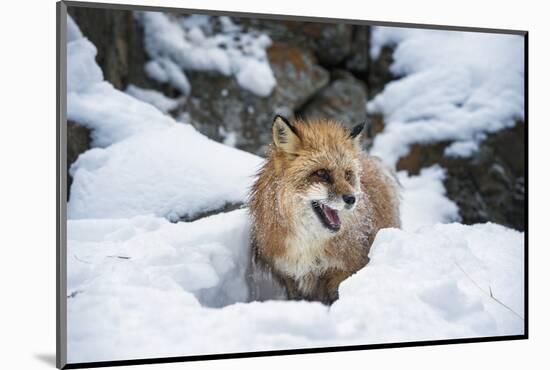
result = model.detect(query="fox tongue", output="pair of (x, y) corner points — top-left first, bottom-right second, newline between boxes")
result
(322, 205), (340, 226)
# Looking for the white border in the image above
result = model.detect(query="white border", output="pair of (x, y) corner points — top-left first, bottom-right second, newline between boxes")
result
(1, 0), (548, 369)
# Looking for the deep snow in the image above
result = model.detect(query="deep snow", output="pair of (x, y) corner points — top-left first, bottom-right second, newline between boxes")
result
(67, 214), (523, 362)
(66, 16), (524, 364)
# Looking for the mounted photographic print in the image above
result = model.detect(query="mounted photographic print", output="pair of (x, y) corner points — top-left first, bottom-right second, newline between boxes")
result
(56, 1), (527, 368)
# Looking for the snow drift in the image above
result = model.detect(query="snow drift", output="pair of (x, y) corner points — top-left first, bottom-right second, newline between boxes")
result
(68, 215), (524, 362)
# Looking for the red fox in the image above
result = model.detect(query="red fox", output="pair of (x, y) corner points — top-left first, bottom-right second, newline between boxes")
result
(249, 115), (401, 305)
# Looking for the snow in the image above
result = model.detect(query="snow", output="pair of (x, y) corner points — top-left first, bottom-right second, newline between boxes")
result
(65, 16), (524, 365)
(368, 27), (524, 166)
(398, 165), (460, 231)
(67, 215), (524, 363)
(66, 14), (83, 42)
(137, 12), (276, 97)
(125, 84), (180, 113)
(144, 58), (191, 95)
(66, 37), (102, 93)
(444, 140), (480, 158)
(68, 124), (262, 221)
(67, 30), (174, 147)
(67, 15), (262, 221)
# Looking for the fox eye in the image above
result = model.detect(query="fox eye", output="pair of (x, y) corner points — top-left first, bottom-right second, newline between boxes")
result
(313, 169), (331, 182)
(345, 170), (354, 183)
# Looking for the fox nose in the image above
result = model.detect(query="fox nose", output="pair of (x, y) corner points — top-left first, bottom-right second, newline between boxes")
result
(342, 194), (356, 206)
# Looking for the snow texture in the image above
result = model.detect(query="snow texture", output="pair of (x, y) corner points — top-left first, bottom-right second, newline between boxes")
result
(67, 34), (174, 147)
(68, 125), (263, 221)
(137, 12), (276, 96)
(125, 84), (180, 113)
(144, 58), (191, 95)
(66, 16), (524, 364)
(368, 27), (525, 166)
(68, 215), (524, 363)
(398, 165), (460, 231)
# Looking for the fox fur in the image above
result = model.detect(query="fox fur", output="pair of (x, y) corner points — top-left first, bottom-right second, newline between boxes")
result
(249, 116), (401, 305)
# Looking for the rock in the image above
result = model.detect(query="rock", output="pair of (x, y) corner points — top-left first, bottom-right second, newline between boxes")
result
(176, 202), (244, 223)
(182, 43), (329, 155)
(364, 113), (386, 149)
(239, 18), (353, 67)
(396, 141), (450, 175)
(67, 121), (91, 199)
(299, 70), (368, 129)
(393, 122), (525, 231)
(367, 45), (396, 99)
(443, 122), (525, 231)
(345, 26), (370, 78)
(268, 43), (330, 108)
(67, 7), (152, 90)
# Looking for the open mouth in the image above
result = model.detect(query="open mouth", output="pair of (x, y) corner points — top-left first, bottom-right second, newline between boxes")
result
(312, 201), (341, 233)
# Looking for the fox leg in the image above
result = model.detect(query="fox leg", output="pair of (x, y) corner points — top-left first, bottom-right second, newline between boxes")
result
(323, 270), (351, 304)
(282, 276), (301, 300)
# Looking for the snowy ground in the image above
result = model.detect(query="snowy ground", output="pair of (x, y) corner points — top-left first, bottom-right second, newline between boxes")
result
(66, 16), (525, 364)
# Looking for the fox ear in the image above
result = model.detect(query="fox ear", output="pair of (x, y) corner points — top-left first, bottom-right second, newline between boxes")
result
(272, 115), (301, 155)
(350, 122), (366, 142)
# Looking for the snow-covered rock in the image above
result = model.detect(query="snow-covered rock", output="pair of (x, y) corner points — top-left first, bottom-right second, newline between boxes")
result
(368, 28), (524, 166)
(67, 16), (263, 220)
(137, 12), (276, 97)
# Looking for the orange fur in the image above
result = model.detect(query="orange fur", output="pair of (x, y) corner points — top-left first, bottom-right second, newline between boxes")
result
(249, 117), (400, 304)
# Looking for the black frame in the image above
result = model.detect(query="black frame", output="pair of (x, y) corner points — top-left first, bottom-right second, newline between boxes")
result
(56, 1), (529, 368)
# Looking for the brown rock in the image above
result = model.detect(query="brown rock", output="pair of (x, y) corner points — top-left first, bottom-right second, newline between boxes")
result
(368, 45), (397, 99)
(238, 18), (353, 66)
(391, 121), (525, 231)
(183, 43), (329, 155)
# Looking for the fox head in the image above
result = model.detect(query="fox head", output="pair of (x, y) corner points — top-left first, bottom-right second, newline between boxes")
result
(269, 115), (365, 236)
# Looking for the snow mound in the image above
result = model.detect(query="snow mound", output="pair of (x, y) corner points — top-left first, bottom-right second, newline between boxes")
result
(137, 12), (276, 96)
(368, 27), (524, 166)
(68, 124), (263, 220)
(67, 215), (524, 363)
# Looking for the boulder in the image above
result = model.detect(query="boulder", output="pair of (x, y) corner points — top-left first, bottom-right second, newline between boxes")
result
(238, 18), (353, 67)
(443, 123), (525, 231)
(345, 26), (370, 78)
(299, 70), (368, 129)
(183, 43), (329, 155)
